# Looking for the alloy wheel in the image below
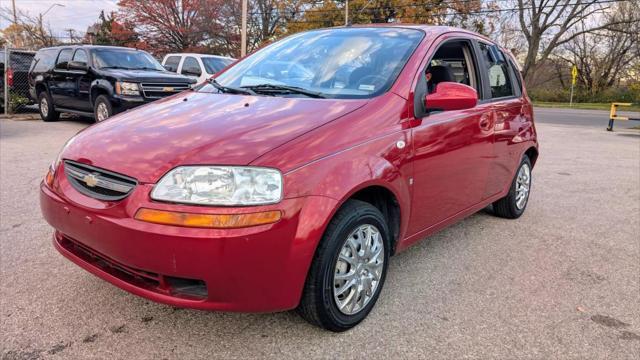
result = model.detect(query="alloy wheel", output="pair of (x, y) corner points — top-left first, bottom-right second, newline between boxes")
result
(96, 103), (109, 121)
(40, 97), (48, 117)
(333, 224), (384, 315)
(515, 163), (531, 210)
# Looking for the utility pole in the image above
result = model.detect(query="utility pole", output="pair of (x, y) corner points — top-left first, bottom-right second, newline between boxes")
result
(345, 0), (349, 26)
(11, 0), (17, 24)
(241, 0), (248, 57)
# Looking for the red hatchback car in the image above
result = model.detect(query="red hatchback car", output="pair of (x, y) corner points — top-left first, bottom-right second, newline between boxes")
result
(41, 25), (538, 331)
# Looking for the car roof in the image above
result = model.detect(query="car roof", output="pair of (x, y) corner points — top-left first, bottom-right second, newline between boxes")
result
(38, 45), (148, 52)
(312, 24), (494, 43)
(164, 53), (235, 60)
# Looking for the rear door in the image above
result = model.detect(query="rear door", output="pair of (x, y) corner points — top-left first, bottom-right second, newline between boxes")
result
(476, 42), (525, 198)
(49, 48), (74, 107)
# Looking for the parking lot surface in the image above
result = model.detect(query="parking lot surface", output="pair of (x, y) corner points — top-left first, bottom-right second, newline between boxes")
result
(1, 109), (639, 359)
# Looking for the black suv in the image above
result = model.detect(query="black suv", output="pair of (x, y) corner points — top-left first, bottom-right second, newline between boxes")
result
(29, 45), (196, 122)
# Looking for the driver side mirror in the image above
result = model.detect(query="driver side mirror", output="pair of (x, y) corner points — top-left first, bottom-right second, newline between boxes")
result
(67, 61), (88, 72)
(425, 82), (478, 112)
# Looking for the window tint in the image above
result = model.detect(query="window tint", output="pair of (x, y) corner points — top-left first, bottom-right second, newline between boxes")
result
(10, 52), (34, 70)
(32, 49), (58, 72)
(164, 56), (181, 72)
(72, 49), (88, 64)
(201, 57), (233, 74)
(56, 48), (73, 67)
(479, 43), (514, 99)
(181, 57), (201, 76)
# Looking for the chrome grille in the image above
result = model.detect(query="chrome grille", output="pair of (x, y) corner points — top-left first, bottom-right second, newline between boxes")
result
(64, 160), (137, 201)
(140, 83), (191, 99)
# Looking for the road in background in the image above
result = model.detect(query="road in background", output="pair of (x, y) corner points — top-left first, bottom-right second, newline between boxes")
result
(535, 107), (640, 129)
(1, 109), (639, 359)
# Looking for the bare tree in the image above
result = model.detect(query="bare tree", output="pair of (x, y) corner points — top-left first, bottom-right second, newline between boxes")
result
(514, 0), (638, 84)
(558, 3), (639, 95)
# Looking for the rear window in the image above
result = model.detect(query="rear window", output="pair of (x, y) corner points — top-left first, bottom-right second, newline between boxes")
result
(10, 52), (34, 71)
(56, 49), (73, 67)
(32, 49), (58, 72)
(164, 56), (181, 72)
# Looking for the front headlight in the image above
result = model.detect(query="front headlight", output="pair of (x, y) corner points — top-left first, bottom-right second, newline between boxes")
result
(116, 81), (140, 96)
(151, 166), (283, 206)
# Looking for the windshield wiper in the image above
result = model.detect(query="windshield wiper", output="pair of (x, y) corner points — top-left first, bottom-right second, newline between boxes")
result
(242, 84), (326, 98)
(132, 67), (163, 71)
(208, 79), (256, 96)
(100, 66), (130, 70)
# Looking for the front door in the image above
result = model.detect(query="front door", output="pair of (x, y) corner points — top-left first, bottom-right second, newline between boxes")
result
(407, 38), (495, 235)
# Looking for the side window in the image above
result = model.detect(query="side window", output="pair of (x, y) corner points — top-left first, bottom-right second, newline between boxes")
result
(164, 56), (180, 72)
(32, 49), (58, 72)
(424, 40), (479, 94)
(478, 43), (514, 99)
(56, 49), (73, 68)
(181, 57), (202, 76)
(72, 49), (88, 64)
(507, 59), (523, 97)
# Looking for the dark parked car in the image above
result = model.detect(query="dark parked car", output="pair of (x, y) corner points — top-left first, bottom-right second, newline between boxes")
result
(28, 45), (196, 122)
(1, 50), (36, 109)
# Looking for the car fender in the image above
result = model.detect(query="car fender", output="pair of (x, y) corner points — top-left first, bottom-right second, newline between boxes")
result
(89, 80), (114, 105)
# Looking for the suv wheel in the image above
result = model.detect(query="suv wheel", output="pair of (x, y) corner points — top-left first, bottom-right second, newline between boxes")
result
(297, 200), (390, 332)
(38, 92), (60, 122)
(94, 95), (113, 122)
(492, 155), (532, 219)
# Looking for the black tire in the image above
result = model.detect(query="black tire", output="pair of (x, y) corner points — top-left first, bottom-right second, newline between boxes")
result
(38, 91), (60, 122)
(93, 95), (113, 122)
(493, 155), (532, 219)
(297, 199), (390, 332)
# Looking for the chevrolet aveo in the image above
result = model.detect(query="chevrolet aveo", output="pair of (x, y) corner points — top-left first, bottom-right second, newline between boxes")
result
(41, 25), (538, 332)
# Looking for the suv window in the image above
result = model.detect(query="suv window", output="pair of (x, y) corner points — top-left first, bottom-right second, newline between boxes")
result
(56, 48), (73, 68)
(164, 56), (180, 72)
(73, 49), (88, 64)
(32, 49), (58, 72)
(181, 57), (201, 76)
(202, 57), (232, 74)
(478, 43), (514, 99)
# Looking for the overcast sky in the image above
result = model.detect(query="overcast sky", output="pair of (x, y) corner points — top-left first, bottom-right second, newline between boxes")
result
(4, 0), (119, 38)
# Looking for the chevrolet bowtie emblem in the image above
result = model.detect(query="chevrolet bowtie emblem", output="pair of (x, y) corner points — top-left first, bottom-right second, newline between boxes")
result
(163, 86), (174, 92)
(83, 173), (99, 187)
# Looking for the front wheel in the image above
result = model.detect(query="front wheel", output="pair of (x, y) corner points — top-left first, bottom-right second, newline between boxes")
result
(297, 200), (390, 332)
(492, 155), (532, 219)
(93, 95), (113, 122)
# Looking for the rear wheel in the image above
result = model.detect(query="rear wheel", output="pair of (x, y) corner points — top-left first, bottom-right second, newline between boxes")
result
(492, 155), (532, 219)
(38, 92), (59, 122)
(297, 200), (390, 332)
(93, 95), (113, 122)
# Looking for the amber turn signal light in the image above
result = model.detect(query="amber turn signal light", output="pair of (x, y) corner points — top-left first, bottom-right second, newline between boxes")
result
(134, 208), (282, 228)
(45, 167), (55, 187)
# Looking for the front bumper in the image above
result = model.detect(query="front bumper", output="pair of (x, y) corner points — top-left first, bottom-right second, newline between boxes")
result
(40, 173), (338, 312)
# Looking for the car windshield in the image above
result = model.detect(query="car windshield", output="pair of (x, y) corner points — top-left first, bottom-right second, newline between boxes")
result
(202, 57), (233, 74)
(92, 49), (164, 71)
(210, 27), (424, 99)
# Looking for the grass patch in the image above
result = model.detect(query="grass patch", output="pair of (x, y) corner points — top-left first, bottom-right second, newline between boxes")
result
(533, 102), (640, 112)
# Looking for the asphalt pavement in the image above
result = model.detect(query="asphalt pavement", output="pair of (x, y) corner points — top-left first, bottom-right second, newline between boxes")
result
(1, 108), (639, 359)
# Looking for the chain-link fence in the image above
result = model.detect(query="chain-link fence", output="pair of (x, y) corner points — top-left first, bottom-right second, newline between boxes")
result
(2, 47), (38, 115)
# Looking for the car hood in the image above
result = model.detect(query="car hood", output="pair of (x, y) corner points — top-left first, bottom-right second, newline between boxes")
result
(62, 91), (368, 183)
(100, 69), (195, 83)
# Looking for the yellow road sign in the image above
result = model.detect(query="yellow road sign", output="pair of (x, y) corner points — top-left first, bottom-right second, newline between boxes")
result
(571, 65), (578, 84)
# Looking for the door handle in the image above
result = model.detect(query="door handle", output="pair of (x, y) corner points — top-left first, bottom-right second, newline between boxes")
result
(479, 115), (492, 130)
